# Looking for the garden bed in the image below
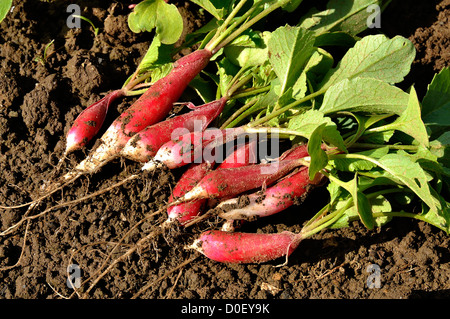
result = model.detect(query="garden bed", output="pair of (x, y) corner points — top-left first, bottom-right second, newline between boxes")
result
(0, 0), (449, 299)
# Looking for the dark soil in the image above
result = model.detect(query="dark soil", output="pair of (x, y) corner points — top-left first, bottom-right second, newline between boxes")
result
(1, 0), (450, 300)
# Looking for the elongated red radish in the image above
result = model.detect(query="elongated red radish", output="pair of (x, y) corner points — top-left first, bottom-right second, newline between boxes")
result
(218, 167), (324, 220)
(217, 139), (258, 169)
(65, 90), (124, 155)
(166, 162), (211, 225)
(281, 143), (309, 161)
(142, 127), (247, 171)
(206, 140), (258, 209)
(167, 140), (259, 225)
(52, 49), (213, 188)
(120, 97), (228, 163)
(180, 157), (306, 202)
(189, 230), (301, 263)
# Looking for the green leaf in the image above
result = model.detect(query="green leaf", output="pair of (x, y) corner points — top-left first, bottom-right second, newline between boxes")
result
(268, 26), (316, 97)
(419, 188), (450, 234)
(353, 187), (375, 229)
(128, 0), (183, 44)
(216, 58), (240, 97)
(371, 87), (429, 147)
(319, 77), (410, 115)
(303, 48), (334, 85)
(377, 153), (437, 213)
(136, 37), (174, 72)
(331, 147), (389, 172)
(288, 109), (347, 151)
(299, 0), (382, 37)
(0, 1), (12, 23)
(422, 67), (450, 137)
(319, 34), (416, 90)
(422, 67), (450, 118)
(189, 0), (228, 20)
(307, 123), (329, 180)
(330, 194), (392, 229)
(224, 31), (271, 68)
(430, 131), (450, 168)
(0, 0), (12, 23)
(282, 0), (303, 12)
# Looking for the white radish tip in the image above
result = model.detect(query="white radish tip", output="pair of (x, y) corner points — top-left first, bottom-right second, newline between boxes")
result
(65, 131), (80, 154)
(141, 160), (159, 171)
(185, 238), (204, 254)
(183, 185), (206, 202)
(216, 198), (238, 209)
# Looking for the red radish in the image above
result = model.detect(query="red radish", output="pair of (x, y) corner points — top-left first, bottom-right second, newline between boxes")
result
(218, 167), (324, 220)
(55, 49), (213, 186)
(166, 162), (211, 225)
(167, 140), (258, 225)
(206, 140), (259, 208)
(179, 157), (307, 202)
(65, 89), (123, 155)
(120, 97), (228, 163)
(217, 139), (258, 169)
(189, 230), (301, 263)
(280, 144), (309, 161)
(142, 127), (247, 171)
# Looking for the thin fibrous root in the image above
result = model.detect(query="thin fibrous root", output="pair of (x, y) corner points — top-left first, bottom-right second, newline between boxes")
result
(0, 174), (140, 237)
(0, 220), (31, 271)
(0, 173), (82, 210)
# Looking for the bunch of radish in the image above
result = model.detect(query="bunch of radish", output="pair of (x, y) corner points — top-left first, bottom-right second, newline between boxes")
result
(4, 0), (445, 271)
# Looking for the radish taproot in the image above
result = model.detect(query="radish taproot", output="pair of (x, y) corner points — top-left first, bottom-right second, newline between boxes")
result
(177, 157), (308, 203)
(218, 167), (324, 221)
(189, 230), (302, 263)
(142, 127), (248, 171)
(65, 89), (124, 155)
(62, 50), (213, 179)
(166, 140), (258, 225)
(166, 162), (212, 225)
(217, 139), (258, 169)
(120, 97), (228, 163)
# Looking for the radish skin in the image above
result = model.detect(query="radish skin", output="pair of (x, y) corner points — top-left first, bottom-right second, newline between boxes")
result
(166, 162), (211, 225)
(217, 139), (258, 169)
(65, 89), (123, 154)
(218, 167), (323, 220)
(189, 230), (301, 263)
(57, 49), (213, 186)
(143, 127), (247, 171)
(181, 158), (306, 202)
(120, 97), (227, 163)
(167, 140), (259, 225)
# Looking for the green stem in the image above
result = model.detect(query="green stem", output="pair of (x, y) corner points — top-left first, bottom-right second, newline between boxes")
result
(220, 99), (257, 129)
(205, 1), (257, 52)
(225, 73), (254, 98)
(248, 88), (327, 127)
(230, 85), (270, 100)
(301, 199), (353, 239)
(210, 0), (292, 54)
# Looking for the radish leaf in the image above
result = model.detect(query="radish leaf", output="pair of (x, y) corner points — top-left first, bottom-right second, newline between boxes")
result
(319, 77), (410, 115)
(369, 87), (429, 147)
(268, 26), (316, 98)
(128, 0), (183, 44)
(308, 123), (329, 180)
(377, 153), (437, 213)
(421, 67), (450, 137)
(189, 0), (228, 20)
(299, 0), (382, 37)
(0, 0), (12, 23)
(319, 35), (416, 90)
(288, 109), (347, 151)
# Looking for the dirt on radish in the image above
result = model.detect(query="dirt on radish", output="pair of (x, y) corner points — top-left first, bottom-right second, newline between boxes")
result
(1, 0), (450, 300)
